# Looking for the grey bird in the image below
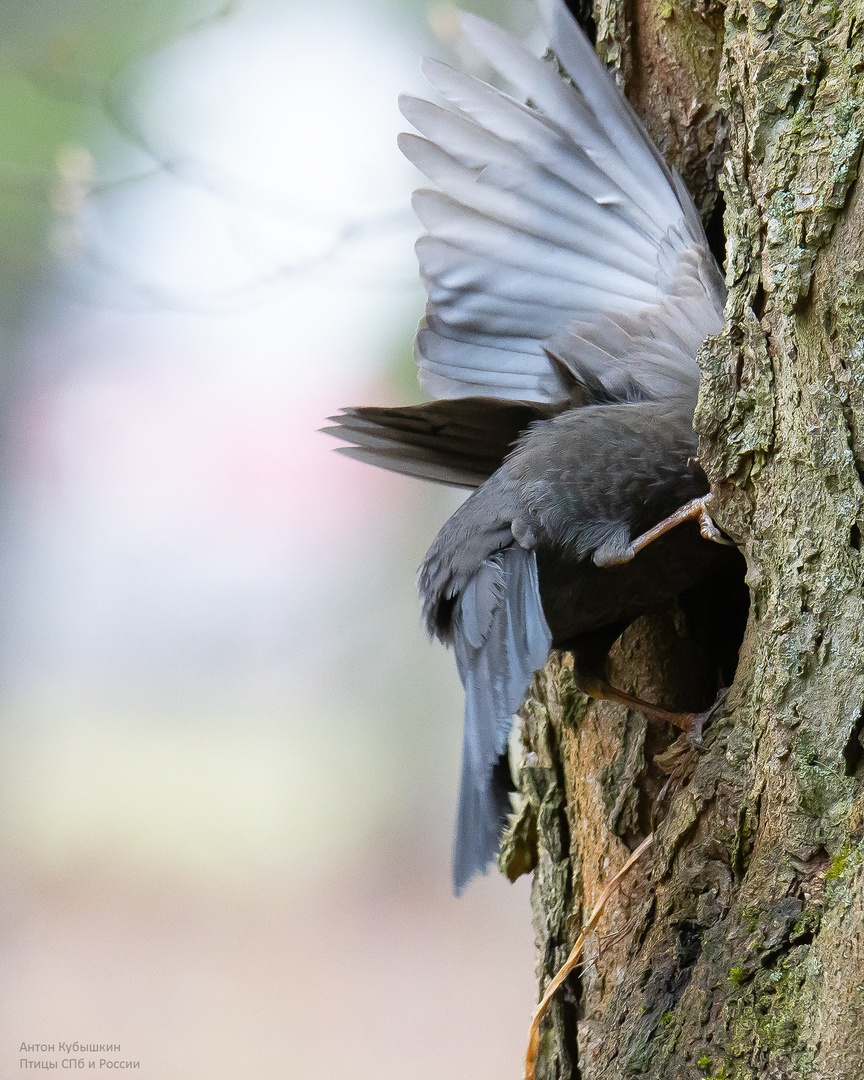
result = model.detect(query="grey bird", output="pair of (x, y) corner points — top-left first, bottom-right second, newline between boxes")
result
(326, 0), (741, 893)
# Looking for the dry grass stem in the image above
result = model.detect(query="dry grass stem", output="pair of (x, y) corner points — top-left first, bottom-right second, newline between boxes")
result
(524, 832), (655, 1080)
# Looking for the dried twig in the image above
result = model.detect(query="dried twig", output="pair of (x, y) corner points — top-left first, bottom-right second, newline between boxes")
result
(525, 832), (655, 1080)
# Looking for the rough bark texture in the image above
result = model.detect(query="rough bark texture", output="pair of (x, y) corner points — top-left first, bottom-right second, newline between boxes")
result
(503, 2), (864, 1077)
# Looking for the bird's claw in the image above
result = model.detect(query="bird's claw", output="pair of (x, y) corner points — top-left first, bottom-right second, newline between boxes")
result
(652, 686), (731, 805)
(612, 494), (736, 564)
(698, 502), (736, 547)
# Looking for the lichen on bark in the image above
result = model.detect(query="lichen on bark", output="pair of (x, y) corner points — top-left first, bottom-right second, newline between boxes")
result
(513, 2), (864, 1077)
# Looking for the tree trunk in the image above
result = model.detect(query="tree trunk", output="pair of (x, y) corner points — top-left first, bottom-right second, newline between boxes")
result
(504, 3), (864, 1077)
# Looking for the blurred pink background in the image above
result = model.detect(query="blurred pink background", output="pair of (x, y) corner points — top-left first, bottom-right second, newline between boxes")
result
(0, 0), (538, 1076)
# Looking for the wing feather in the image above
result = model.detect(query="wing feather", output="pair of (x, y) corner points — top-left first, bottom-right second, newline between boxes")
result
(400, 0), (725, 405)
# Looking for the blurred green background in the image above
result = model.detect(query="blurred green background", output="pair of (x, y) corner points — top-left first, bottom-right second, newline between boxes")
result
(0, 0), (538, 1077)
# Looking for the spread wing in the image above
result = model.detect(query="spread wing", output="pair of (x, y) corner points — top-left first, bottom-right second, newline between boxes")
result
(400, 0), (726, 405)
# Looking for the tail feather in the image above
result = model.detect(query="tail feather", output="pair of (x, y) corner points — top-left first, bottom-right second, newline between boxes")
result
(453, 751), (514, 895)
(451, 545), (552, 893)
(324, 398), (557, 489)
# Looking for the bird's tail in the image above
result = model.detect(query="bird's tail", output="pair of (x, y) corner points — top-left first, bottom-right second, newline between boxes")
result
(451, 545), (552, 893)
(323, 398), (556, 489)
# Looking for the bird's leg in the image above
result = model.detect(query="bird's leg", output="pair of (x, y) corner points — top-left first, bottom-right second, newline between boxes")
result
(593, 494), (735, 568)
(574, 670), (690, 731)
(633, 494), (731, 555)
(573, 668), (727, 744)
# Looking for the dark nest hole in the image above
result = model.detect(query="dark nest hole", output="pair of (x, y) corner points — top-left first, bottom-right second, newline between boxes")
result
(564, 0), (596, 40)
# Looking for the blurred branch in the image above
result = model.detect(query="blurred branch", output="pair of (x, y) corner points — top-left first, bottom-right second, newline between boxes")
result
(63, 207), (417, 315)
(9, 0), (417, 311)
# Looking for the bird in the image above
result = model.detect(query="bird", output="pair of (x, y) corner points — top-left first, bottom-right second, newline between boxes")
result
(325, 0), (744, 894)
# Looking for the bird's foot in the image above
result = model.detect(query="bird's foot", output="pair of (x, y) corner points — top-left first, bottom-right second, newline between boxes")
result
(652, 688), (731, 807)
(652, 737), (700, 810)
(686, 685), (730, 745)
(594, 494), (735, 567)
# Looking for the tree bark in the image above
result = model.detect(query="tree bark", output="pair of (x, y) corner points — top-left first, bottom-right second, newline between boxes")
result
(503, 3), (864, 1077)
